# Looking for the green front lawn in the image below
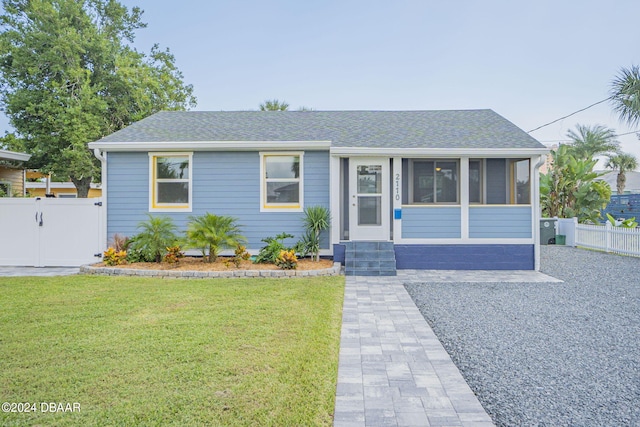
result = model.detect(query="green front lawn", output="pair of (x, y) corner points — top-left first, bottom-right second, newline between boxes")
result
(0, 275), (345, 426)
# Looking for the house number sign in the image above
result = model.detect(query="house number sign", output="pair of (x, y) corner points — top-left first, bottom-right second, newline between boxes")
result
(394, 173), (401, 201)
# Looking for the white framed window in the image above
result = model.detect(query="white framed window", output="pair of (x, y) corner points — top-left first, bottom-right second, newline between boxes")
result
(469, 159), (483, 204)
(260, 152), (303, 212)
(483, 158), (532, 205)
(510, 158), (530, 204)
(149, 152), (193, 212)
(409, 159), (459, 204)
(0, 181), (11, 197)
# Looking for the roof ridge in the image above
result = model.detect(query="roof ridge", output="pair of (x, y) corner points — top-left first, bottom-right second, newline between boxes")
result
(156, 109), (495, 114)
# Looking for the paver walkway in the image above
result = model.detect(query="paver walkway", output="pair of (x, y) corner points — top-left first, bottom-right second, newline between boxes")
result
(333, 270), (560, 427)
(0, 267), (80, 276)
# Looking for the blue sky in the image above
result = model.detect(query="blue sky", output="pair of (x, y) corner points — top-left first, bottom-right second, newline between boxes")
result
(4, 0), (640, 165)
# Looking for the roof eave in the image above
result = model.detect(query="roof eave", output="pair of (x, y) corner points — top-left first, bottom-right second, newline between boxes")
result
(88, 140), (332, 152)
(0, 149), (31, 162)
(329, 147), (550, 157)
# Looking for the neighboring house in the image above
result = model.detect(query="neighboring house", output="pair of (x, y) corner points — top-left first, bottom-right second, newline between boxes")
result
(595, 170), (640, 194)
(25, 181), (102, 198)
(0, 149), (31, 197)
(602, 194), (640, 222)
(88, 110), (548, 271)
(597, 171), (640, 222)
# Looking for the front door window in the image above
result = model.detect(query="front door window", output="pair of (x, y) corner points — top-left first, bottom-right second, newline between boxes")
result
(349, 159), (389, 240)
(357, 165), (382, 226)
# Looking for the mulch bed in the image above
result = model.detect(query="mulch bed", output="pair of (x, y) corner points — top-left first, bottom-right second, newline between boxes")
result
(94, 257), (334, 271)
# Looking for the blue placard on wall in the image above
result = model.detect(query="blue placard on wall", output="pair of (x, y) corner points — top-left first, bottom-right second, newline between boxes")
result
(394, 209), (402, 220)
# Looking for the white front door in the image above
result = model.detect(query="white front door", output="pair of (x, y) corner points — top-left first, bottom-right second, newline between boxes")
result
(349, 158), (390, 241)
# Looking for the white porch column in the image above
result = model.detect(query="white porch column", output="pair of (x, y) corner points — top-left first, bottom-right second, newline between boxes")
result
(460, 157), (469, 239)
(533, 154), (545, 270)
(329, 155), (341, 249)
(392, 157), (402, 242)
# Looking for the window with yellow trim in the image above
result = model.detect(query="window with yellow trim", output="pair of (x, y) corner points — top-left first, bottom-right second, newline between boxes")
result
(261, 153), (303, 210)
(150, 153), (192, 210)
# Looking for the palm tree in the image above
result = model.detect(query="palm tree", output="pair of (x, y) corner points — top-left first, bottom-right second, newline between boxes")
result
(610, 65), (640, 127)
(130, 215), (178, 263)
(184, 213), (246, 262)
(259, 99), (289, 111)
(565, 124), (620, 159)
(606, 153), (638, 194)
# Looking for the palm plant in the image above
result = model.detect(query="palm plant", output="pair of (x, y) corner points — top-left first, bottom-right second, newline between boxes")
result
(301, 205), (331, 262)
(259, 99), (289, 111)
(129, 215), (178, 263)
(565, 124), (620, 160)
(184, 213), (246, 262)
(606, 153), (638, 194)
(610, 65), (640, 127)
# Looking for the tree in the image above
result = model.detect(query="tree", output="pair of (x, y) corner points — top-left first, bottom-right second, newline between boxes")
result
(259, 99), (289, 111)
(540, 145), (611, 223)
(605, 153), (638, 195)
(565, 124), (620, 160)
(0, 0), (196, 197)
(610, 65), (640, 127)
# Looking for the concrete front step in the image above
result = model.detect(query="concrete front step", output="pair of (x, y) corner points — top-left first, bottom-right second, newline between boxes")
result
(344, 241), (397, 276)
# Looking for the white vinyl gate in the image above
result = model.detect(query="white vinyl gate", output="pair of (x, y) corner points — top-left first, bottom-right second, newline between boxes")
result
(0, 197), (104, 267)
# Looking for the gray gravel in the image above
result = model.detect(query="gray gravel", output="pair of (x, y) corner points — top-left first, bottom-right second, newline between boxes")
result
(404, 245), (640, 427)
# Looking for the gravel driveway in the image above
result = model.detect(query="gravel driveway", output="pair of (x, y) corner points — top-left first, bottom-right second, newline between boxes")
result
(405, 246), (640, 427)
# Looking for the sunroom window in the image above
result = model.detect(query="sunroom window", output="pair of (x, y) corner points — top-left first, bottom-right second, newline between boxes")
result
(260, 152), (303, 211)
(469, 160), (482, 203)
(484, 158), (531, 205)
(149, 153), (192, 211)
(410, 160), (458, 204)
(512, 159), (530, 204)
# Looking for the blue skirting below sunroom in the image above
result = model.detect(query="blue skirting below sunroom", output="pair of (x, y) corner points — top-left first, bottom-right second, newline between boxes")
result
(394, 244), (535, 270)
(333, 243), (535, 271)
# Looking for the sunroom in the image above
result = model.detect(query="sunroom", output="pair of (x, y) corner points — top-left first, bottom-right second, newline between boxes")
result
(330, 151), (544, 271)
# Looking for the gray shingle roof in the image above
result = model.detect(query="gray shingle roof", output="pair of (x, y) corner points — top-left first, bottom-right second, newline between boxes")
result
(95, 109), (544, 149)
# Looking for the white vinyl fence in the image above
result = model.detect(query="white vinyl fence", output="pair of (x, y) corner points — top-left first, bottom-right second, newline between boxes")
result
(0, 197), (104, 266)
(575, 222), (640, 257)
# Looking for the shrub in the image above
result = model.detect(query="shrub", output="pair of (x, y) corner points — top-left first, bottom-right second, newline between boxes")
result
(103, 247), (127, 266)
(224, 245), (251, 268)
(275, 249), (298, 270)
(184, 213), (246, 262)
(109, 233), (129, 252)
(255, 232), (295, 264)
(127, 215), (178, 263)
(163, 245), (185, 264)
(300, 205), (331, 261)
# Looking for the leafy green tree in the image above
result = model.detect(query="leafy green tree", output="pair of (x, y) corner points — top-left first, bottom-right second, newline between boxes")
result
(128, 215), (178, 263)
(0, 0), (196, 197)
(605, 153), (638, 195)
(184, 213), (246, 262)
(540, 145), (611, 223)
(565, 124), (620, 159)
(259, 99), (289, 111)
(610, 65), (640, 127)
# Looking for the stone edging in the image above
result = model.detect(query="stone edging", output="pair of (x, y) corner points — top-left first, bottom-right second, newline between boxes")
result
(80, 262), (342, 278)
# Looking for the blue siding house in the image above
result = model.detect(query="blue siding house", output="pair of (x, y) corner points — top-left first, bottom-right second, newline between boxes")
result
(89, 110), (548, 273)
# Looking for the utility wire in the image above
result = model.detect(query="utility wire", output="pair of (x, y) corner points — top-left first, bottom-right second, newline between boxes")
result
(527, 97), (612, 133)
(537, 129), (640, 144)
